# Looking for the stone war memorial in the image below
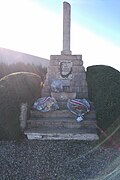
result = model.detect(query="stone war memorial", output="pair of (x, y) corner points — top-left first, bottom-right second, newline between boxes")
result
(25, 2), (99, 140)
(42, 2), (88, 101)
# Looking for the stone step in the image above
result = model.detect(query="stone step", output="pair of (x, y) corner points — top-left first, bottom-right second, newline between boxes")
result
(27, 117), (97, 129)
(31, 109), (96, 119)
(31, 109), (74, 118)
(25, 106), (98, 141)
(24, 127), (99, 140)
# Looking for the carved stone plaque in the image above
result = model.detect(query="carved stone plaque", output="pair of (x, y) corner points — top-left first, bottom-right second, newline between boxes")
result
(59, 61), (72, 79)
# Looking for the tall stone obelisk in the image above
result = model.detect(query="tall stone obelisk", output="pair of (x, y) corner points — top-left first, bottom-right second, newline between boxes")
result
(42, 1), (88, 102)
(61, 2), (71, 55)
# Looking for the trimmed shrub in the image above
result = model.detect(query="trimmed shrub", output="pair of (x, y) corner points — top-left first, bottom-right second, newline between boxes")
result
(86, 65), (120, 130)
(0, 72), (42, 140)
(0, 62), (47, 82)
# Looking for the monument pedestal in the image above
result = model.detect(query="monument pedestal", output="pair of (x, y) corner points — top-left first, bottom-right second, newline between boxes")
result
(42, 54), (88, 101)
(51, 92), (76, 101)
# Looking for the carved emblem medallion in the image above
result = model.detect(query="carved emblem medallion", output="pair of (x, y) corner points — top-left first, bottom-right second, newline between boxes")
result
(59, 61), (72, 79)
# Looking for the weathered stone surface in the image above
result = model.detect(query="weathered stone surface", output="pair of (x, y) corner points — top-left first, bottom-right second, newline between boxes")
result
(50, 54), (82, 61)
(19, 103), (27, 130)
(76, 92), (88, 98)
(49, 59), (59, 66)
(72, 60), (83, 66)
(61, 2), (71, 55)
(81, 85), (88, 91)
(72, 66), (85, 73)
(43, 60), (88, 95)
(25, 132), (99, 140)
(51, 92), (76, 101)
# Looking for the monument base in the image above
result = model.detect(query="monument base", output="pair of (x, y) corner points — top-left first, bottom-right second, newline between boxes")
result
(51, 92), (76, 101)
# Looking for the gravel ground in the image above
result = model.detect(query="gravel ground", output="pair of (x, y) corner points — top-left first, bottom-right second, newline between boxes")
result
(0, 140), (120, 180)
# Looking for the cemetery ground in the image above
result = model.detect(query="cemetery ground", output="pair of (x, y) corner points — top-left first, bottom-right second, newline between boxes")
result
(1, 117), (120, 180)
(1, 137), (120, 180)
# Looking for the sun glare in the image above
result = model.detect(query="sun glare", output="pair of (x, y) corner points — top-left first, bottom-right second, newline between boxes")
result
(0, 0), (62, 58)
(0, 0), (119, 70)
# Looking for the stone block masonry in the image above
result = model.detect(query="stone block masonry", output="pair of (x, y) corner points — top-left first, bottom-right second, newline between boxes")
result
(42, 54), (88, 99)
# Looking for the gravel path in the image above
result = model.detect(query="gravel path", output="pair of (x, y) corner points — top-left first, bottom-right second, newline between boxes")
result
(0, 140), (120, 180)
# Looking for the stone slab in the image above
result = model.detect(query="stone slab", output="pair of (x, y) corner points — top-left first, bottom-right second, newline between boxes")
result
(51, 92), (76, 101)
(31, 109), (96, 119)
(27, 116), (97, 128)
(25, 131), (99, 141)
(50, 54), (82, 60)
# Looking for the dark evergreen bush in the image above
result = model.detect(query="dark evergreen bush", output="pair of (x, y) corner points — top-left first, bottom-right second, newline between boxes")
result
(86, 65), (120, 130)
(0, 72), (42, 140)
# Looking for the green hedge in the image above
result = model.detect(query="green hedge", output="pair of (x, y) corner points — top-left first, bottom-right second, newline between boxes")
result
(0, 62), (47, 82)
(0, 72), (42, 140)
(86, 65), (120, 130)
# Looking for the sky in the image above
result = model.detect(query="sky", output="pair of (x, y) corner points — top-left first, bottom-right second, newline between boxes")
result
(0, 0), (120, 71)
